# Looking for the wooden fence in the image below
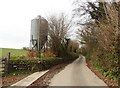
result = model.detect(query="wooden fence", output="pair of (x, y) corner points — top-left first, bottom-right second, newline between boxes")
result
(0, 52), (10, 76)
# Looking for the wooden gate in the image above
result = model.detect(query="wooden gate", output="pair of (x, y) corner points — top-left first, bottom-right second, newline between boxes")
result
(0, 53), (10, 76)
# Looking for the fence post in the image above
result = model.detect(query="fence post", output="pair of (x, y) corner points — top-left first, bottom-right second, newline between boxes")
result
(7, 52), (10, 74)
(4, 52), (10, 74)
(7, 52), (10, 62)
(4, 57), (7, 75)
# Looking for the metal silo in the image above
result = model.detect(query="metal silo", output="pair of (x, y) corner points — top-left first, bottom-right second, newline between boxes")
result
(30, 15), (48, 52)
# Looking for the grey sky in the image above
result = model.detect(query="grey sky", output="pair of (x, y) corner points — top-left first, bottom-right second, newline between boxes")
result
(0, 0), (115, 49)
(0, 0), (73, 49)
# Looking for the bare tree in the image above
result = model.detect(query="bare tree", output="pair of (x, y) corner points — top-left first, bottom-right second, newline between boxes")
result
(47, 13), (72, 56)
(67, 40), (79, 53)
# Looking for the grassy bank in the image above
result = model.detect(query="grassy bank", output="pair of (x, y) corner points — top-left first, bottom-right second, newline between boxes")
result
(0, 48), (28, 57)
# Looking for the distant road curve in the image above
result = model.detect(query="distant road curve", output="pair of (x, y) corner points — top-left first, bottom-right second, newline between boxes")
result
(49, 56), (108, 87)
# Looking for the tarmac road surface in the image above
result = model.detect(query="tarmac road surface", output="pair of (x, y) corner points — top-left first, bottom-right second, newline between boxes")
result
(49, 56), (108, 87)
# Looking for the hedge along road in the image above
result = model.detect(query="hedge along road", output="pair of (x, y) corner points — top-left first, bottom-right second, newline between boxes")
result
(49, 56), (108, 86)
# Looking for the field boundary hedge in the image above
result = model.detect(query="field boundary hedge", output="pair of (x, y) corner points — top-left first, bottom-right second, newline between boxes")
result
(4, 52), (79, 75)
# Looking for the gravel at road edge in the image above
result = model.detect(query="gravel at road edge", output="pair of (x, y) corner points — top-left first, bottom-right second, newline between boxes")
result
(28, 63), (69, 88)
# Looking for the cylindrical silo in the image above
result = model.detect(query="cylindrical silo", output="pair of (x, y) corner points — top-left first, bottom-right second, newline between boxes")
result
(30, 15), (48, 52)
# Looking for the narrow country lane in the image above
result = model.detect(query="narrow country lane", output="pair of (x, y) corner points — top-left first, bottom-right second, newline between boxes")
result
(49, 56), (108, 86)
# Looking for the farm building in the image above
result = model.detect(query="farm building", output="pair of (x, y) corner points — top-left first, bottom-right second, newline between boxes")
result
(30, 15), (49, 52)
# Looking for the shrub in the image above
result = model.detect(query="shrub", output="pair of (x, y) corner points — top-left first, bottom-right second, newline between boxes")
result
(6, 52), (79, 75)
(63, 52), (79, 60)
(42, 51), (56, 57)
(8, 57), (62, 72)
(27, 50), (37, 58)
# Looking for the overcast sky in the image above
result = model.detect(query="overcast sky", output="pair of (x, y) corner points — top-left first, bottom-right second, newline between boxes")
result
(0, 0), (114, 49)
(0, 0), (74, 49)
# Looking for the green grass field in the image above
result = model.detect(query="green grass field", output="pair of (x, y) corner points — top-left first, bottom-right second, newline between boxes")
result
(0, 48), (29, 75)
(0, 48), (28, 57)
